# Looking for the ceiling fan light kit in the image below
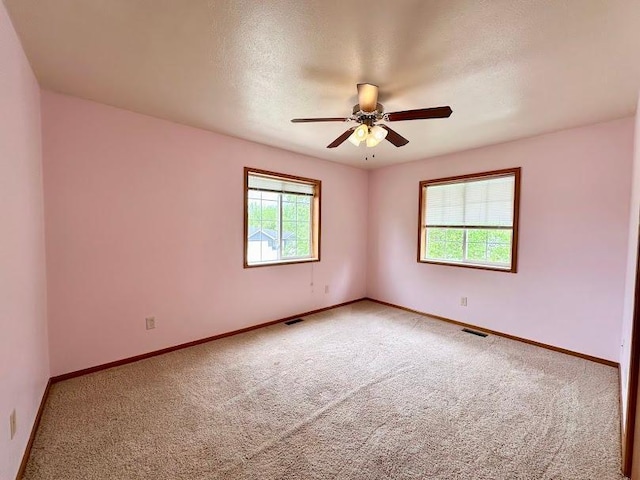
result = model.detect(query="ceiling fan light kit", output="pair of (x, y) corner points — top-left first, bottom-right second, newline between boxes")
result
(350, 124), (388, 148)
(291, 83), (452, 150)
(348, 124), (377, 147)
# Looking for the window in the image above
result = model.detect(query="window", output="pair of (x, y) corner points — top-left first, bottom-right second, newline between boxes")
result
(418, 168), (520, 272)
(244, 168), (321, 267)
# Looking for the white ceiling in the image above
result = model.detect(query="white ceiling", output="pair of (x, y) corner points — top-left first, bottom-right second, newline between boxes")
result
(5, 0), (640, 169)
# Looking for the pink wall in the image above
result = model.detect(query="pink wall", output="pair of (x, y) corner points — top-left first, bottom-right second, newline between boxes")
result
(41, 91), (368, 376)
(367, 118), (634, 362)
(620, 94), (640, 435)
(0, 4), (50, 479)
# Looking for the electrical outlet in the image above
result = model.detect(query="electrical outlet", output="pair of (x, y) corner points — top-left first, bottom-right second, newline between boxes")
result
(10, 409), (16, 440)
(460, 297), (468, 307)
(324, 285), (329, 294)
(145, 317), (156, 330)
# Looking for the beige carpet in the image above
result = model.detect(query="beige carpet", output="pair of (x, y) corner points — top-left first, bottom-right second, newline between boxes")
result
(25, 301), (622, 479)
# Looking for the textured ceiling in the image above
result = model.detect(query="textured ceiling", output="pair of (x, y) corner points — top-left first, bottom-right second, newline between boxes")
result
(5, 0), (640, 168)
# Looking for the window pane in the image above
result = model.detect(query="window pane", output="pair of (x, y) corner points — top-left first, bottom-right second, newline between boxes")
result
(427, 240), (445, 259)
(261, 221), (276, 232)
(260, 191), (279, 202)
(282, 201), (296, 221)
(260, 239), (277, 262)
(296, 223), (309, 242)
(427, 227), (446, 243)
(247, 191), (282, 263)
(282, 221), (296, 237)
(466, 240), (487, 262)
(460, 228), (513, 266)
(297, 202), (310, 222)
(426, 228), (464, 262)
(247, 236), (261, 263)
(259, 197), (278, 233)
(445, 229), (464, 243)
(283, 241), (297, 258)
(467, 229), (488, 243)
(297, 240), (310, 257)
(248, 198), (261, 225)
(248, 190), (261, 200)
(488, 229), (511, 244)
(488, 244), (511, 264)
(247, 194), (263, 264)
(444, 242), (464, 261)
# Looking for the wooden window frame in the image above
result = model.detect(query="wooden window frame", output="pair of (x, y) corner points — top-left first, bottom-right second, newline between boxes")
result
(417, 167), (521, 273)
(244, 167), (321, 268)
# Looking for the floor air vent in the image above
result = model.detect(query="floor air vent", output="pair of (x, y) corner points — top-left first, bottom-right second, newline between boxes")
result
(462, 328), (488, 338)
(284, 318), (304, 325)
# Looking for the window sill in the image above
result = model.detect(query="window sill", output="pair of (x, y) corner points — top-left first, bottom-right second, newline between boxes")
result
(418, 259), (516, 273)
(244, 257), (320, 268)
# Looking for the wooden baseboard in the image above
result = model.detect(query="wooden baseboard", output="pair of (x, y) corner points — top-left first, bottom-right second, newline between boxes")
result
(365, 297), (618, 368)
(620, 367), (628, 475)
(18, 297), (619, 478)
(51, 298), (366, 383)
(16, 378), (52, 480)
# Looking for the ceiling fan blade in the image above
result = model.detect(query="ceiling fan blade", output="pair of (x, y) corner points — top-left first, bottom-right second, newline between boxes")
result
(357, 83), (379, 112)
(291, 117), (349, 123)
(327, 128), (356, 148)
(380, 125), (409, 147)
(385, 106), (452, 122)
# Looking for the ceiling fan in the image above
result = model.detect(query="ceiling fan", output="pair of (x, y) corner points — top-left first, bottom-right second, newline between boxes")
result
(291, 83), (452, 149)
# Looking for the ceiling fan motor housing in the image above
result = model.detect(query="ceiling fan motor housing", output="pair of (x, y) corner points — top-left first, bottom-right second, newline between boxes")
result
(353, 103), (384, 126)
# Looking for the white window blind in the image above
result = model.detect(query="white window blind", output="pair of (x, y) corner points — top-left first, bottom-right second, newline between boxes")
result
(425, 175), (515, 227)
(248, 173), (315, 196)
